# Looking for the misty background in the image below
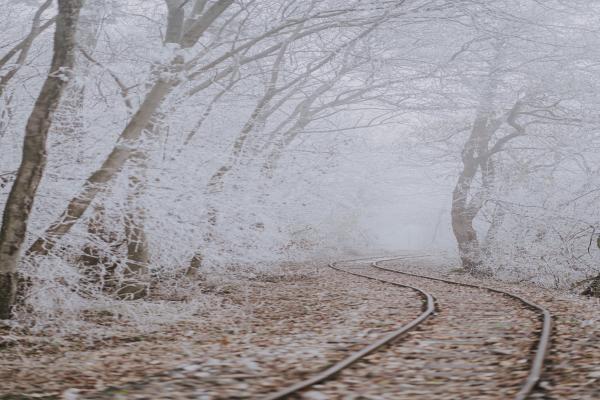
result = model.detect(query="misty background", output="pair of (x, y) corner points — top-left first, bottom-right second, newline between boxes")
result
(1, 0), (599, 329)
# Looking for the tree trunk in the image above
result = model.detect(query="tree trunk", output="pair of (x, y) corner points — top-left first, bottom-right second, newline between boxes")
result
(118, 209), (150, 299)
(186, 62), (286, 275)
(28, 0), (233, 259)
(186, 108), (266, 275)
(117, 150), (151, 299)
(54, 0), (104, 161)
(0, 0), (83, 319)
(583, 237), (600, 297)
(451, 180), (483, 273)
(451, 113), (497, 275)
(482, 201), (505, 258)
(27, 76), (176, 257)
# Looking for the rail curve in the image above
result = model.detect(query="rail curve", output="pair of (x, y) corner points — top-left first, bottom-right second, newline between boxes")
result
(372, 255), (552, 400)
(262, 258), (436, 400)
(263, 255), (552, 400)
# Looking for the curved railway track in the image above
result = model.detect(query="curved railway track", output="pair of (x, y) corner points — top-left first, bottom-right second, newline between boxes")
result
(264, 255), (552, 400)
(373, 256), (552, 400)
(263, 258), (436, 400)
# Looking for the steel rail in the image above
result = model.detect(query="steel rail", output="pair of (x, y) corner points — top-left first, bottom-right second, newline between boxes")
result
(262, 260), (436, 400)
(372, 256), (552, 400)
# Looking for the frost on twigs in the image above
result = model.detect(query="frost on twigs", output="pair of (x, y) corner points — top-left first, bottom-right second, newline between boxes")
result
(8, 255), (220, 337)
(48, 67), (74, 82)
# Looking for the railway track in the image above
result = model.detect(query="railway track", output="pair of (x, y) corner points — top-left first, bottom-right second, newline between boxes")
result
(264, 255), (552, 400)
(263, 257), (436, 400)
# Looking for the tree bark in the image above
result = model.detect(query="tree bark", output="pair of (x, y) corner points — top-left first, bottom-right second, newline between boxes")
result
(482, 199), (505, 258)
(117, 150), (152, 299)
(55, 0), (104, 161)
(27, 77), (176, 257)
(27, 0), (234, 258)
(451, 113), (498, 275)
(451, 95), (525, 275)
(118, 205), (150, 299)
(0, 0), (83, 319)
(583, 237), (600, 297)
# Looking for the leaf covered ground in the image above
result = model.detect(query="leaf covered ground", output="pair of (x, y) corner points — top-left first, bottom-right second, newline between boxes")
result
(1, 262), (598, 399)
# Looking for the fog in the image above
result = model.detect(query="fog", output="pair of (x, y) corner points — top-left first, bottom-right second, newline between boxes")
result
(3, 2), (600, 398)
(1, 0), (599, 325)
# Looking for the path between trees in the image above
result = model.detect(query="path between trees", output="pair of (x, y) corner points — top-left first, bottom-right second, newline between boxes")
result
(0, 260), (598, 399)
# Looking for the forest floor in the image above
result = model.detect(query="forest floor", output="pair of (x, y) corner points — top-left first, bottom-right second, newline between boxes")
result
(0, 259), (599, 399)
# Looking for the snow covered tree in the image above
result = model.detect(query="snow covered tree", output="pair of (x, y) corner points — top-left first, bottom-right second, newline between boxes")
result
(0, 0), (83, 319)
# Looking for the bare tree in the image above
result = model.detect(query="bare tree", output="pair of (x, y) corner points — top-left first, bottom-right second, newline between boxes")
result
(0, 0), (57, 98)
(0, 0), (83, 319)
(27, 0), (235, 257)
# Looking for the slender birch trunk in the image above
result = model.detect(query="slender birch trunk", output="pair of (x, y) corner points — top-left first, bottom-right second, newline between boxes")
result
(0, 0), (83, 319)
